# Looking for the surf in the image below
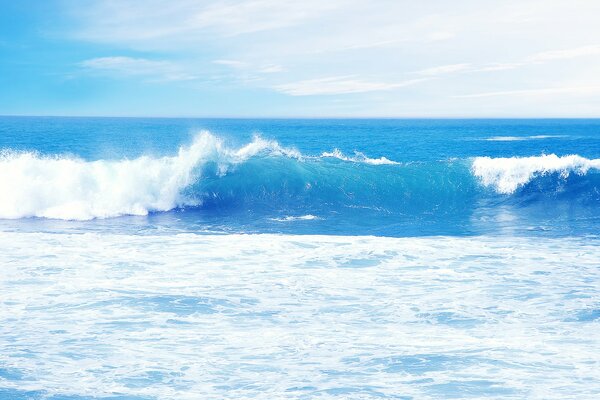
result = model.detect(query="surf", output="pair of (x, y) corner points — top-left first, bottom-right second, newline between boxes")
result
(1, 131), (599, 221)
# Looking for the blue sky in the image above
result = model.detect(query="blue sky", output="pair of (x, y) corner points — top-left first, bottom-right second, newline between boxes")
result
(1, 0), (599, 117)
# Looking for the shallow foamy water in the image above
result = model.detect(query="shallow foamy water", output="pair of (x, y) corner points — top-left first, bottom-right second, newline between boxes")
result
(1, 233), (599, 399)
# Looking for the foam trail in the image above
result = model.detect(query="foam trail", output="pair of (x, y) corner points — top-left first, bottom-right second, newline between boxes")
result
(321, 148), (400, 165)
(269, 214), (319, 222)
(484, 135), (565, 142)
(472, 154), (600, 194)
(0, 131), (299, 220)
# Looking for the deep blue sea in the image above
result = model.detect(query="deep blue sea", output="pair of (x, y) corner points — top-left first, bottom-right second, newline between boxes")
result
(1, 117), (599, 399)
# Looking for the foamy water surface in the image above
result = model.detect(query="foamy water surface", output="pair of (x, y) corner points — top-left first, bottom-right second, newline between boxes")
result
(1, 233), (599, 399)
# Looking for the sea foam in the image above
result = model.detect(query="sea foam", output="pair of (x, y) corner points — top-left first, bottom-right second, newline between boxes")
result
(321, 148), (400, 165)
(1, 232), (598, 398)
(0, 132), (298, 220)
(472, 154), (600, 194)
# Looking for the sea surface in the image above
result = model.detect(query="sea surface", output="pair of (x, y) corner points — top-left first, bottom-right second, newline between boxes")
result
(0, 117), (599, 399)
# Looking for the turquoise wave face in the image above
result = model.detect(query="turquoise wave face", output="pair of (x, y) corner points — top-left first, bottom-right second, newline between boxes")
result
(1, 118), (600, 236)
(187, 156), (478, 216)
(182, 151), (600, 236)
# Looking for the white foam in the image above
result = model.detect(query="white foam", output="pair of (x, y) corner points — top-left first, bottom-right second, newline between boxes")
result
(484, 135), (565, 141)
(269, 214), (319, 222)
(0, 232), (598, 399)
(472, 154), (600, 194)
(321, 148), (400, 165)
(0, 131), (300, 220)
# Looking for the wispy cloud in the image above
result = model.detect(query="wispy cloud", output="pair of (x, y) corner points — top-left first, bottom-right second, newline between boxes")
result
(413, 63), (471, 76)
(413, 44), (600, 78)
(80, 56), (197, 81)
(274, 76), (428, 96)
(471, 63), (523, 72)
(258, 64), (284, 73)
(213, 59), (283, 74)
(213, 59), (248, 68)
(72, 0), (345, 43)
(526, 45), (600, 62)
(61, 1), (600, 115)
(189, 0), (342, 36)
(455, 84), (600, 98)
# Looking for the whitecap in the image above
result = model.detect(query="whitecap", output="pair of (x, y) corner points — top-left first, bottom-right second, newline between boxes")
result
(472, 154), (600, 194)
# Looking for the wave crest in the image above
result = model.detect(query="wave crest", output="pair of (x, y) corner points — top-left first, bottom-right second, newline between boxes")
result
(472, 154), (600, 194)
(0, 131), (403, 220)
(0, 131), (300, 220)
(321, 149), (399, 165)
(2, 130), (599, 222)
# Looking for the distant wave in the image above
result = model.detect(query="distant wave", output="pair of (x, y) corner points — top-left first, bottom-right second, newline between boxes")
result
(484, 135), (565, 142)
(472, 154), (600, 194)
(269, 215), (320, 222)
(1, 131), (599, 220)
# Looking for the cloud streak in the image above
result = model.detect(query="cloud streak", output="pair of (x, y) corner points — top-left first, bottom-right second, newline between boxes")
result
(80, 56), (197, 81)
(72, 0), (346, 42)
(274, 76), (428, 96)
(526, 45), (600, 63)
(414, 44), (600, 78)
(413, 63), (471, 76)
(455, 84), (600, 98)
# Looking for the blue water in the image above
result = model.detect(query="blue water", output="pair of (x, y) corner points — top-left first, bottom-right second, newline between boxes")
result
(1, 117), (599, 399)
(1, 117), (600, 236)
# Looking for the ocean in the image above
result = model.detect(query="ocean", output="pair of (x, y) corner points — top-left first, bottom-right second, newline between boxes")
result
(0, 117), (599, 399)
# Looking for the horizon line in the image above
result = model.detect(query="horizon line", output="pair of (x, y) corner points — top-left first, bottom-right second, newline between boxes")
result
(2, 114), (600, 120)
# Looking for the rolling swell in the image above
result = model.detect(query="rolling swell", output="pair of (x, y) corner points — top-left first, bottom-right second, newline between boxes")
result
(0, 131), (599, 221)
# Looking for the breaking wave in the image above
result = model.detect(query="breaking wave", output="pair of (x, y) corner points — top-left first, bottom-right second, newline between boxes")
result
(472, 154), (600, 194)
(0, 131), (599, 220)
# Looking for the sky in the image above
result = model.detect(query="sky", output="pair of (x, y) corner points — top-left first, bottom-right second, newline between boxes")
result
(1, 0), (600, 117)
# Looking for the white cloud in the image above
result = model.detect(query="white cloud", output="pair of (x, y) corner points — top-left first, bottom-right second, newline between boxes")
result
(71, 0), (346, 43)
(455, 85), (600, 98)
(80, 56), (197, 81)
(412, 44), (600, 77)
(213, 59), (283, 74)
(526, 45), (600, 63)
(187, 0), (343, 36)
(472, 63), (523, 72)
(413, 63), (471, 76)
(274, 76), (428, 96)
(63, 0), (600, 114)
(213, 59), (248, 68)
(258, 64), (284, 73)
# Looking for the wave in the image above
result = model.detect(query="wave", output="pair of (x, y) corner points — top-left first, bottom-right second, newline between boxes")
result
(484, 135), (565, 142)
(472, 154), (600, 194)
(269, 215), (320, 222)
(0, 132), (405, 220)
(1, 131), (599, 221)
(0, 132), (300, 220)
